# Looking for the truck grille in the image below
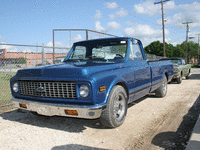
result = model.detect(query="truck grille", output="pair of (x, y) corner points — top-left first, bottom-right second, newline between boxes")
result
(18, 80), (77, 99)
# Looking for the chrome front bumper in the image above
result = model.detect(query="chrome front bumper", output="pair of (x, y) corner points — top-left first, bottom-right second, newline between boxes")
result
(11, 97), (102, 119)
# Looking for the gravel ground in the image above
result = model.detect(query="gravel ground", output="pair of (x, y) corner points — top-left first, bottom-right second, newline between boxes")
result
(0, 68), (200, 150)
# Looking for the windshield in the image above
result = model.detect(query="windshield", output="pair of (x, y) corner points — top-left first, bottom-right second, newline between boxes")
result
(66, 40), (128, 62)
(170, 59), (182, 65)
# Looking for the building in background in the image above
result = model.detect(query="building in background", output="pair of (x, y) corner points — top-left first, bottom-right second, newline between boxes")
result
(0, 49), (66, 68)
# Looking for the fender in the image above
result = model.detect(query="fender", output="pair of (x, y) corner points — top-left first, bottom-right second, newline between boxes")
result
(104, 78), (128, 105)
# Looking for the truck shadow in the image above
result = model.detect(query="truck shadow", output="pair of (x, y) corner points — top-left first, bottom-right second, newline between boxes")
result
(0, 95), (150, 133)
(51, 144), (109, 150)
(151, 94), (200, 149)
(188, 74), (200, 80)
(0, 109), (103, 132)
(128, 95), (150, 108)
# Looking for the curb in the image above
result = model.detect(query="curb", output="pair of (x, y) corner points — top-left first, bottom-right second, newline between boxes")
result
(186, 115), (200, 150)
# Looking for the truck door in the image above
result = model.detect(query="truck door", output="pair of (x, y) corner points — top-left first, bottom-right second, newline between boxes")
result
(129, 39), (151, 101)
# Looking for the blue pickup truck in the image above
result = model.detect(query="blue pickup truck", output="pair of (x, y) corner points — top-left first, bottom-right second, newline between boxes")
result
(10, 37), (173, 128)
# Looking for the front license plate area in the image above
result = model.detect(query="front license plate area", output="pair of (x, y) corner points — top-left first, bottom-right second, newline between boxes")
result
(37, 107), (49, 116)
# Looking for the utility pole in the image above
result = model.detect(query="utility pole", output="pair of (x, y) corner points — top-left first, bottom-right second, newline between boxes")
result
(53, 29), (55, 64)
(196, 33), (200, 61)
(182, 21), (193, 64)
(154, 0), (170, 57)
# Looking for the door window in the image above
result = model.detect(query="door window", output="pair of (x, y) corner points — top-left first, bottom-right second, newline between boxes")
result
(129, 40), (143, 60)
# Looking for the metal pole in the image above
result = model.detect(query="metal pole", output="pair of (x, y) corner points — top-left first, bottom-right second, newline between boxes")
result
(182, 21), (192, 64)
(161, 0), (166, 57)
(86, 30), (88, 40)
(53, 29), (55, 64)
(186, 23), (188, 63)
(154, 0), (170, 57)
(198, 34), (200, 61)
(53, 29), (118, 38)
(42, 43), (46, 66)
(70, 30), (71, 48)
(0, 43), (69, 49)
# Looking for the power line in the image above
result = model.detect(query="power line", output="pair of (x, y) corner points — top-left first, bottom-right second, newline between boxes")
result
(104, 0), (157, 26)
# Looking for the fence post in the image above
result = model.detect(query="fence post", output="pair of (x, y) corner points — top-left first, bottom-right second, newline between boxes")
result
(42, 43), (46, 66)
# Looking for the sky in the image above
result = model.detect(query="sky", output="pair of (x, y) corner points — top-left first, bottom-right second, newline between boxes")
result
(0, 0), (200, 53)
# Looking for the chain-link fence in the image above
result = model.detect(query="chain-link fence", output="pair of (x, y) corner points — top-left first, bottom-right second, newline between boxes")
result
(0, 43), (69, 107)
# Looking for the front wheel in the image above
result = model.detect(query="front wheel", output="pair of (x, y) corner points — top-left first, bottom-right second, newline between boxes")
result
(100, 85), (127, 128)
(186, 70), (190, 79)
(155, 76), (167, 97)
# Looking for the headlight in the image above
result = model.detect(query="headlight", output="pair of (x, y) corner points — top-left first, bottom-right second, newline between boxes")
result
(173, 68), (179, 73)
(13, 82), (19, 93)
(79, 85), (89, 97)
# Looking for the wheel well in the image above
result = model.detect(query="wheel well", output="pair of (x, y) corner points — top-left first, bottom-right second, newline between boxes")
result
(116, 82), (129, 98)
(165, 72), (168, 81)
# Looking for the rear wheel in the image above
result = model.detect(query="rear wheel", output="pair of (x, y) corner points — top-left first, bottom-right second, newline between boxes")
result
(176, 76), (182, 84)
(100, 85), (127, 128)
(155, 76), (167, 97)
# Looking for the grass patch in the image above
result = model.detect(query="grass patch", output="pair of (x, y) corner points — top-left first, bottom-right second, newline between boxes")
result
(190, 63), (199, 68)
(0, 72), (16, 106)
(0, 105), (15, 114)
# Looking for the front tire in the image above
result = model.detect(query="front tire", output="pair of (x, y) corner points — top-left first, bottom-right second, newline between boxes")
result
(100, 85), (127, 128)
(186, 70), (190, 79)
(155, 76), (167, 97)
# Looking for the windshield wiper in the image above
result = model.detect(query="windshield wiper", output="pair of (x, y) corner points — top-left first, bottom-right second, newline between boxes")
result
(65, 59), (81, 62)
(87, 56), (108, 62)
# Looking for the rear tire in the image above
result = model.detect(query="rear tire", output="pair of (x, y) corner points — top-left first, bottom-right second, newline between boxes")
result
(155, 76), (167, 97)
(100, 85), (127, 128)
(176, 76), (182, 84)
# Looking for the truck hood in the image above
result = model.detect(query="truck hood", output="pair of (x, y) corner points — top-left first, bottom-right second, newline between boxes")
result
(16, 62), (121, 79)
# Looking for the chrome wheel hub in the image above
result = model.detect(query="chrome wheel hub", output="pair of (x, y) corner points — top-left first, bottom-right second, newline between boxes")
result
(114, 93), (126, 121)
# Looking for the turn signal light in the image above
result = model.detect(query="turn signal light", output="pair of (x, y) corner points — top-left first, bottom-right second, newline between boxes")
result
(19, 103), (27, 109)
(64, 109), (78, 116)
(100, 86), (106, 92)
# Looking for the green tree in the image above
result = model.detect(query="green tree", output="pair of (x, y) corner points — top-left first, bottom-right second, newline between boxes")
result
(19, 57), (26, 64)
(144, 41), (164, 56)
(144, 41), (175, 57)
(173, 44), (185, 58)
(144, 40), (198, 61)
(187, 41), (198, 60)
(166, 43), (176, 57)
(174, 41), (198, 60)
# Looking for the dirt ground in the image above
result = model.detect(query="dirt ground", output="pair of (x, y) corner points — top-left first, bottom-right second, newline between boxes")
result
(0, 69), (200, 150)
